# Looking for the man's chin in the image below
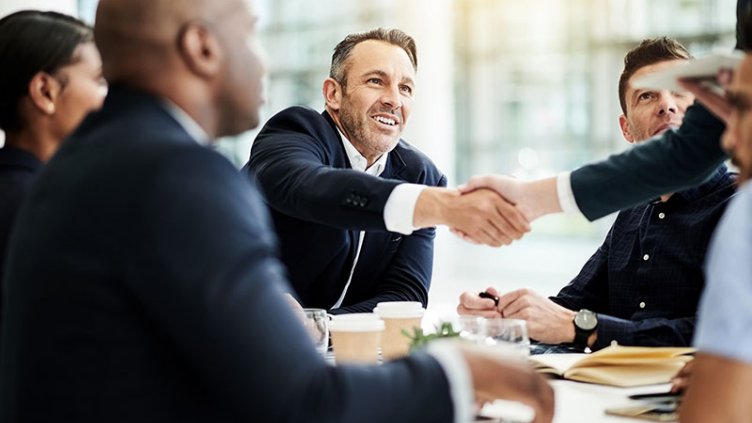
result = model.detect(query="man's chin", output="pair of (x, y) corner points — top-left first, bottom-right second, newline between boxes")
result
(650, 124), (680, 138)
(369, 136), (400, 155)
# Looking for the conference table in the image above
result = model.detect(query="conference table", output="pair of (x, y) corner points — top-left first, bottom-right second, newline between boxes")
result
(415, 308), (678, 422)
(473, 380), (675, 423)
(551, 380), (673, 423)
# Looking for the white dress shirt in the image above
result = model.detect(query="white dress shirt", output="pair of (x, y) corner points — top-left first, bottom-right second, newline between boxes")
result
(556, 171), (582, 214)
(161, 100), (210, 145)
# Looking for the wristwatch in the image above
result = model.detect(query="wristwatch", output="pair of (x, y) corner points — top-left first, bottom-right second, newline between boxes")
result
(573, 309), (598, 349)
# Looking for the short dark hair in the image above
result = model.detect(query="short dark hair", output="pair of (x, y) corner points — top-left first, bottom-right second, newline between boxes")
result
(329, 28), (417, 89)
(618, 37), (692, 115)
(0, 10), (93, 132)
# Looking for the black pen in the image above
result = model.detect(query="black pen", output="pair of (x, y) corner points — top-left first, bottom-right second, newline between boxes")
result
(478, 291), (499, 307)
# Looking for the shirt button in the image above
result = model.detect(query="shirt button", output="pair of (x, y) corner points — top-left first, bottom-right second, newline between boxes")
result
(643, 254), (650, 261)
(658, 212), (666, 219)
(639, 301), (646, 309)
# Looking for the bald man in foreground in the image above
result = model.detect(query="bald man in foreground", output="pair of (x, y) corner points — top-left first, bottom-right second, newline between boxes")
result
(0, 1), (552, 422)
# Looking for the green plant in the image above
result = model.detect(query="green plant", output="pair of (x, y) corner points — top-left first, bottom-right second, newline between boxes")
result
(403, 322), (461, 352)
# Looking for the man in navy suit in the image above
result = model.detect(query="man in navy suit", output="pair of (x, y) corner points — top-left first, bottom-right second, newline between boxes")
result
(0, 1), (553, 422)
(247, 29), (528, 313)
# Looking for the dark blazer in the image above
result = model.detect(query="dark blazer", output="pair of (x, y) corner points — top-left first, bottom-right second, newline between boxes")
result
(247, 106), (447, 314)
(0, 85), (453, 422)
(571, 102), (728, 220)
(0, 147), (42, 323)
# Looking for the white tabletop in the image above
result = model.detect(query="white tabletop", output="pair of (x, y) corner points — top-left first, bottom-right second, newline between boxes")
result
(551, 380), (673, 423)
(474, 380), (674, 423)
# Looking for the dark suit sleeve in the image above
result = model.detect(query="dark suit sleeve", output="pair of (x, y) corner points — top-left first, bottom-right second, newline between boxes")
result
(130, 148), (454, 422)
(248, 108), (403, 231)
(571, 102), (727, 221)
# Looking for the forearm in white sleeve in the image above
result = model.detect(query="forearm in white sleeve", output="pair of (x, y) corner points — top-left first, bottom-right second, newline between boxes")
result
(556, 171), (582, 215)
(383, 183), (427, 235)
(426, 341), (474, 423)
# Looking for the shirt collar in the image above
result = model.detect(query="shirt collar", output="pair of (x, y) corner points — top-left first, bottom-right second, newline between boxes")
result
(337, 128), (388, 176)
(161, 100), (211, 145)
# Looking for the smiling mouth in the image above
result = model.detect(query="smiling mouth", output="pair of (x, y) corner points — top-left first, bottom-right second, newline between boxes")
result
(373, 115), (398, 127)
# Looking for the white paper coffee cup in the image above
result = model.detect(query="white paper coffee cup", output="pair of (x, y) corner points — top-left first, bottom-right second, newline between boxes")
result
(373, 302), (425, 360)
(329, 313), (385, 364)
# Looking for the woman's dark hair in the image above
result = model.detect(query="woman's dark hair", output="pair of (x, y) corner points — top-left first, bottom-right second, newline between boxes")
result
(738, 0), (752, 51)
(0, 10), (93, 132)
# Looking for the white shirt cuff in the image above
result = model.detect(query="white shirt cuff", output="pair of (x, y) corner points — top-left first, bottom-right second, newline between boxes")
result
(426, 341), (473, 423)
(556, 171), (582, 215)
(384, 183), (426, 235)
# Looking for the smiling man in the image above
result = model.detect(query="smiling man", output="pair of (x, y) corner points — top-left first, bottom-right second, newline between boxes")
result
(247, 28), (527, 314)
(458, 38), (737, 352)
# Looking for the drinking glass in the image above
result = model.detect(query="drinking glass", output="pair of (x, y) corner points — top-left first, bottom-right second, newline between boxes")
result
(303, 308), (329, 357)
(456, 316), (530, 357)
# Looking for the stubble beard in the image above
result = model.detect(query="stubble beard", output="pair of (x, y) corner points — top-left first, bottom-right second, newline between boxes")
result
(338, 100), (400, 158)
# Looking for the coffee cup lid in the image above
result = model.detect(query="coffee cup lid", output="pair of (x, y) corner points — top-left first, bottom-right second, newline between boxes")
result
(374, 302), (425, 318)
(329, 313), (385, 332)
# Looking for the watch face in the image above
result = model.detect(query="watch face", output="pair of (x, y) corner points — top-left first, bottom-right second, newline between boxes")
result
(575, 309), (598, 331)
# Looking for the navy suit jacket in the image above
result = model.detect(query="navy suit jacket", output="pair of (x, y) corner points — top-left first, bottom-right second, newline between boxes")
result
(247, 106), (447, 313)
(0, 147), (42, 326)
(0, 86), (453, 422)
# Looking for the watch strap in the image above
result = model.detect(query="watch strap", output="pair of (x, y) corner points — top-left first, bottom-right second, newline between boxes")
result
(573, 326), (591, 349)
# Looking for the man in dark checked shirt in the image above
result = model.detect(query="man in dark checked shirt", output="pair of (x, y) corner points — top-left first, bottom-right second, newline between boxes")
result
(457, 37), (737, 352)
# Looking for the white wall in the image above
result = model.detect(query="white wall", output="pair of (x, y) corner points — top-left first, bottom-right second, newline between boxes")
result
(0, 0), (77, 17)
(398, 0), (456, 184)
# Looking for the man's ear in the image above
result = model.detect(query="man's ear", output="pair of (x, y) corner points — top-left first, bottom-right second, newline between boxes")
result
(177, 21), (221, 78)
(322, 77), (342, 111)
(618, 114), (635, 143)
(27, 72), (61, 115)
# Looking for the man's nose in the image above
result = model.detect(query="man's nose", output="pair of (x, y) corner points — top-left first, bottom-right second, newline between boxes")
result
(657, 91), (679, 115)
(380, 84), (402, 110)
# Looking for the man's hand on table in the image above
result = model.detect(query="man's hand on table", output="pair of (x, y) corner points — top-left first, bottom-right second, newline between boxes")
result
(458, 287), (578, 345)
(460, 344), (554, 423)
(496, 289), (577, 345)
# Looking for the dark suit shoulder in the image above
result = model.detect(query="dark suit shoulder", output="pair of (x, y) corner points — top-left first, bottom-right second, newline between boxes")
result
(250, 106), (344, 167)
(391, 139), (447, 187)
(262, 106), (338, 143)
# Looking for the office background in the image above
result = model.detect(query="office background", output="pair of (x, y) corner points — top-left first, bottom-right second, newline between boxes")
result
(0, 0), (737, 310)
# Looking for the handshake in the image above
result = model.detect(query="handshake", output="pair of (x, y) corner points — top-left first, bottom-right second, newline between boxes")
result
(414, 175), (563, 247)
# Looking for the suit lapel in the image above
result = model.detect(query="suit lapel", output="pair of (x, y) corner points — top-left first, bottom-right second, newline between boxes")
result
(381, 149), (407, 181)
(321, 111), (353, 169)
